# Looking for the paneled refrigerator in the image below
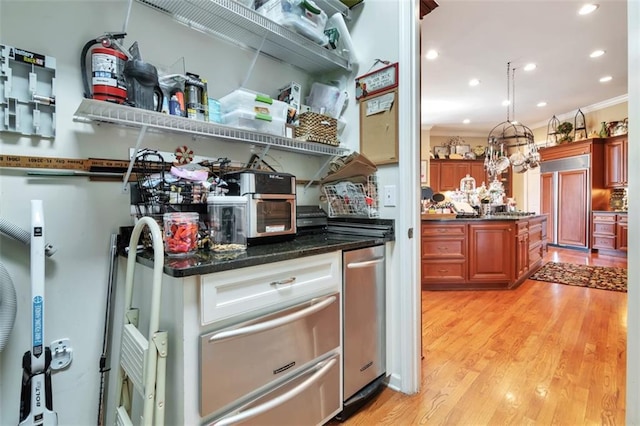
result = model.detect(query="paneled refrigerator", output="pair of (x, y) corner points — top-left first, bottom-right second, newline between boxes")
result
(540, 155), (590, 248)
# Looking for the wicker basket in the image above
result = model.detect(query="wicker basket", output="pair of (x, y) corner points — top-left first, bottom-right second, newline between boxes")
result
(295, 112), (339, 146)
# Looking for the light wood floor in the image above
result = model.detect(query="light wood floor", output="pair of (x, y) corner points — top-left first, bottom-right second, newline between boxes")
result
(344, 247), (628, 425)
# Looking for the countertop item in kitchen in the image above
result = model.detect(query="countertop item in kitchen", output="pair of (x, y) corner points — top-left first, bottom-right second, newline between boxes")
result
(134, 230), (393, 278)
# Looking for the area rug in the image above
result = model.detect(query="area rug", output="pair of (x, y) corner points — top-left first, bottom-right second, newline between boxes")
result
(530, 262), (627, 292)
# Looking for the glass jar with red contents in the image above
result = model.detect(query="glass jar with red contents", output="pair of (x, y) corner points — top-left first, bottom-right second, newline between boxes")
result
(163, 212), (199, 256)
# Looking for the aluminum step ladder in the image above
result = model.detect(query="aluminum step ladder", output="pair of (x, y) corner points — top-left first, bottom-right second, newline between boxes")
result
(115, 217), (167, 426)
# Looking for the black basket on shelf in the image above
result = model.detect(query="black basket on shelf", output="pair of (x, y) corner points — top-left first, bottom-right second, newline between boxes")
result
(130, 150), (234, 249)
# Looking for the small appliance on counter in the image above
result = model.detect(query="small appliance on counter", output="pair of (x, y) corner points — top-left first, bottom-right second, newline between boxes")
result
(296, 205), (328, 236)
(223, 170), (296, 244)
(207, 196), (248, 252)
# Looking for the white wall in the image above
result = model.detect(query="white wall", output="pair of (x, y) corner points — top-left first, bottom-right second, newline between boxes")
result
(626, 1), (639, 423)
(0, 0), (420, 423)
(346, 0), (421, 394)
(0, 1), (326, 423)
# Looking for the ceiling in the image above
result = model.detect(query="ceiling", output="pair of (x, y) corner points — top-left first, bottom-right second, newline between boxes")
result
(420, 0), (628, 137)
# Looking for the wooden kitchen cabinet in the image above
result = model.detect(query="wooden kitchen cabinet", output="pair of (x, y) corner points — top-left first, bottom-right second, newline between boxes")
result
(617, 214), (628, 252)
(428, 159), (511, 195)
(528, 216), (546, 267)
(514, 221), (529, 280)
(429, 161), (440, 192)
(468, 222), (514, 284)
(421, 216), (546, 290)
(604, 135), (628, 187)
(592, 211), (627, 256)
(439, 161), (471, 191)
(420, 222), (467, 284)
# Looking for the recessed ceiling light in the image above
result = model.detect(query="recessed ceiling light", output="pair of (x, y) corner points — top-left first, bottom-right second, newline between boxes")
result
(524, 63), (537, 71)
(590, 49), (605, 58)
(579, 4), (599, 15)
(425, 49), (439, 60)
(469, 78), (480, 87)
(537, 101), (547, 107)
(600, 75), (613, 82)
(502, 100), (510, 107)
(463, 119), (470, 124)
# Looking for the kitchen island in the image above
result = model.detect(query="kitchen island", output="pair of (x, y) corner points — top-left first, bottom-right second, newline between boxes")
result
(421, 214), (548, 290)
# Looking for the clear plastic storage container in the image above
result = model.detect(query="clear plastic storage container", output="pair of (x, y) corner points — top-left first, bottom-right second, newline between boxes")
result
(207, 196), (247, 252)
(163, 212), (199, 256)
(256, 0), (329, 46)
(222, 109), (285, 136)
(219, 88), (289, 120)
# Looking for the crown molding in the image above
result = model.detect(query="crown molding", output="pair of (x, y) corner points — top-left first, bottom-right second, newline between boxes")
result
(425, 94), (628, 137)
(529, 94), (628, 130)
(429, 129), (488, 138)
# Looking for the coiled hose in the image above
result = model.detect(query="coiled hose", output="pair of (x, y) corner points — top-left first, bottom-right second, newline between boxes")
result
(0, 218), (56, 352)
(0, 262), (16, 352)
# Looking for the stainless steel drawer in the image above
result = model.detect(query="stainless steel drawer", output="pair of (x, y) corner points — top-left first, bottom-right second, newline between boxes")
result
(209, 353), (340, 426)
(199, 292), (340, 418)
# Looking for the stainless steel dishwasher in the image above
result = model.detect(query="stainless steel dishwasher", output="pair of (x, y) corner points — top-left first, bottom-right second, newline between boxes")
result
(338, 244), (386, 421)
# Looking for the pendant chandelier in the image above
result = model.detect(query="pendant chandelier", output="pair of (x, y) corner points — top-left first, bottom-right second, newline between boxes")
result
(485, 62), (539, 177)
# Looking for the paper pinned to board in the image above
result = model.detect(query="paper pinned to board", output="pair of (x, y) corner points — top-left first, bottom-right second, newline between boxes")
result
(365, 92), (395, 116)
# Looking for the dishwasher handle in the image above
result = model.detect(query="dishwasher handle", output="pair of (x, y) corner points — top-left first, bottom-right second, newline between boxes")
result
(211, 357), (338, 426)
(346, 257), (385, 269)
(208, 295), (337, 343)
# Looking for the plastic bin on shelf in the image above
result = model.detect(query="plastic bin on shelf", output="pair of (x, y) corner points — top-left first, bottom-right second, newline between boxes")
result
(219, 88), (289, 120)
(222, 109), (285, 136)
(256, 0), (329, 46)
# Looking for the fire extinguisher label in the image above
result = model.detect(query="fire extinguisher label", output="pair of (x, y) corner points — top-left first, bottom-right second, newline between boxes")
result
(92, 52), (121, 87)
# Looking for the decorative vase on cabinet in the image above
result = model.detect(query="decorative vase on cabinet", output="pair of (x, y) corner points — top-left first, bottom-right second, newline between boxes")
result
(599, 121), (608, 138)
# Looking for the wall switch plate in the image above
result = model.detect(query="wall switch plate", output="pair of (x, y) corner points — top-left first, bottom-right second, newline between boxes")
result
(383, 185), (397, 207)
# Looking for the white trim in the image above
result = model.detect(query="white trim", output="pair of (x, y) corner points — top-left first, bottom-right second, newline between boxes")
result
(528, 94), (628, 130)
(385, 373), (402, 392)
(430, 129), (489, 138)
(397, 0), (421, 395)
(427, 94), (629, 138)
(625, 1), (639, 423)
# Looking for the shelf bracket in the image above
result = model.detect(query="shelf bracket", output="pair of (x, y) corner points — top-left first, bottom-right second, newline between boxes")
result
(251, 145), (272, 169)
(122, 125), (148, 192)
(123, 0), (133, 33)
(304, 155), (335, 193)
(241, 34), (267, 89)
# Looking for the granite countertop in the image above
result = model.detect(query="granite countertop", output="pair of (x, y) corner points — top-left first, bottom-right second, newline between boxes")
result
(135, 233), (391, 278)
(421, 213), (548, 221)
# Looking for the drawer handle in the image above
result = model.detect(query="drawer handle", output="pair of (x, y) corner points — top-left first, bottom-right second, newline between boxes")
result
(208, 295), (336, 343)
(437, 269), (449, 273)
(211, 356), (338, 426)
(269, 277), (296, 287)
(346, 257), (384, 269)
(437, 247), (449, 252)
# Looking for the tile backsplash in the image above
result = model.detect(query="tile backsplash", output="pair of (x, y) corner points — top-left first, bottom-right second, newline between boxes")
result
(609, 187), (628, 211)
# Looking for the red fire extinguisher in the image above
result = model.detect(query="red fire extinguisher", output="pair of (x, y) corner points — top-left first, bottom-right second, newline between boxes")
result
(81, 33), (130, 104)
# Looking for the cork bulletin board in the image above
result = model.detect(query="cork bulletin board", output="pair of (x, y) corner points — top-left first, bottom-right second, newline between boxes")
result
(359, 88), (399, 165)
